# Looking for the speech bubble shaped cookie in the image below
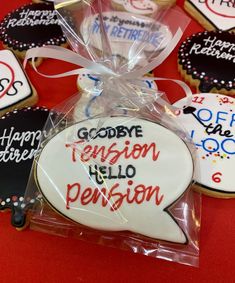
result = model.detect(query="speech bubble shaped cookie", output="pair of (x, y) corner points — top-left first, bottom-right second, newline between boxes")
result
(35, 116), (193, 243)
(175, 93), (235, 198)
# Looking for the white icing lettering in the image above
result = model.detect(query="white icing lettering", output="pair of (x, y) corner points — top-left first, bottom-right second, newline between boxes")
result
(189, 36), (235, 62)
(7, 9), (59, 28)
(0, 127), (48, 163)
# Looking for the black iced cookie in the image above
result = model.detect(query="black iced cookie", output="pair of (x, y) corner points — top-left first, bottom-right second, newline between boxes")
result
(0, 107), (51, 228)
(0, 3), (67, 64)
(178, 31), (235, 95)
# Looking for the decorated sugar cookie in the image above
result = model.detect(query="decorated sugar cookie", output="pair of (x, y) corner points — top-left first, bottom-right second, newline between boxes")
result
(175, 93), (235, 198)
(35, 116), (193, 243)
(0, 107), (51, 228)
(75, 68), (158, 119)
(0, 50), (37, 117)
(80, 12), (172, 62)
(0, 3), (67, 66)
(178, 31), (235, 95)
(111, 0), (158, 15)
(184, 0), (235, 32)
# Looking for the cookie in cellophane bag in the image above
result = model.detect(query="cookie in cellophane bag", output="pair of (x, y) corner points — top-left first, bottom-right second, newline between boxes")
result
(23, 0), (201, 266)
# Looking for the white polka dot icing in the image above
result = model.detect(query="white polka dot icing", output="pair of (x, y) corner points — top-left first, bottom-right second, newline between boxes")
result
(112, 0), (158, 15)
(174, 93), (235, 196)
(35, 116), (193, 243)
(185, 0), (235, 31)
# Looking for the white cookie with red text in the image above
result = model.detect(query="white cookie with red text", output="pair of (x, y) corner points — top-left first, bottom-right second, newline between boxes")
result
(35, 116), (193, 243)
(184, 0), (235, 31)
(0, 50), (37, 117)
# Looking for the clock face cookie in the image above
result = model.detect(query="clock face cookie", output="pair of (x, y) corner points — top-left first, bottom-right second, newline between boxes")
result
(0, 50), (37, 116)
(0, 3), (67, 65)
(178, 31), (235, 95)
(0, 107), (51, 228)
(35, 116), (193, 243)
(175, 93), (235, 197)
(74, 68), (158, 120)
(184, 0), (235, 32)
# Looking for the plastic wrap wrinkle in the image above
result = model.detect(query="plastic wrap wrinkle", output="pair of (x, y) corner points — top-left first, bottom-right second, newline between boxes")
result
(23, 0), (200, 267)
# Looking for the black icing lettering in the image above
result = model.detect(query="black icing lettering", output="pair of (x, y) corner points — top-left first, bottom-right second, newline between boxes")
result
(77, 125), (143, 141)
(220, 0), (232, 7)
(206, 123), (233, 137)
(77, 127), (89, 140)
(0, 78), (10, 92)
(7, 81), (23, 96)
(89, 164), (136, 185)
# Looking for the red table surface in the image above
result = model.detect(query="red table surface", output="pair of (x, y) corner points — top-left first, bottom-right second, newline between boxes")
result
(1, 1), (235, 282)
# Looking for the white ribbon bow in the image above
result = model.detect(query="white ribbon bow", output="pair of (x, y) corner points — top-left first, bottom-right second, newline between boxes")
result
(24, 28), (192, 112)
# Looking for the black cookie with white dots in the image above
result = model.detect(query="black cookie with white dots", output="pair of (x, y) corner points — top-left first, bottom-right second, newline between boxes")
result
(0, 3), (67, 65)
(178, 31), (235, 95)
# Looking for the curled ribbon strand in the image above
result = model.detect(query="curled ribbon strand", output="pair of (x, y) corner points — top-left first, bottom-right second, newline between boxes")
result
(24, 27), (192, 112)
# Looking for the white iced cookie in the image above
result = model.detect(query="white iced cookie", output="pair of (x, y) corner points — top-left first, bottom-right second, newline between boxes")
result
(80, 12), (172, 62)
(112, 0), (158, 15)
(74, 68), (158, 120)
(35, 116), (193, 243)
(175, 93), (235, 198)
(0, 50), (37, 117)
(184, 0), (235, 31)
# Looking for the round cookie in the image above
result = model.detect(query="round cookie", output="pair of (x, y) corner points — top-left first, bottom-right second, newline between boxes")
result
(35, 116), (193, 243)
(175, 93), (235, 198)
(0, 3), (67, 66)
(0, 107), (51, 228)
(0, 50), (38, 117)
(178, 31), (235, 95)
(74, 68), (158, 120)
(184, 0), (235, 32)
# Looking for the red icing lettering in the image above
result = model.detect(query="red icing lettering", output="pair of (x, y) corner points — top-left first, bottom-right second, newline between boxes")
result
(66, 181), (164, 211)
(65, 140), (160, 165)
(66, 183), (81, 209)
(192, 96), (205, 104)
(212, 172), (222, 183)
